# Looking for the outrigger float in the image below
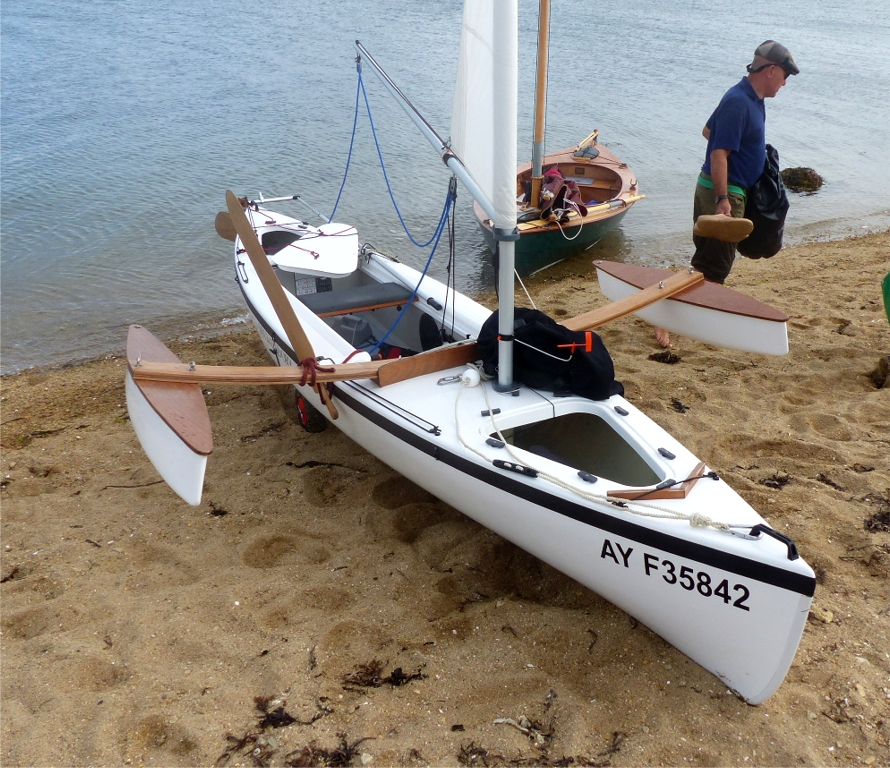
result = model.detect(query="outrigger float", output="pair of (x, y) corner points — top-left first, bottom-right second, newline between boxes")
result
(125, 0), (813, 705)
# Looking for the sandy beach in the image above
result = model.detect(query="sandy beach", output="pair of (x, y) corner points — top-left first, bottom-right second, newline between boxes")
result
(2, 230), (888, 767)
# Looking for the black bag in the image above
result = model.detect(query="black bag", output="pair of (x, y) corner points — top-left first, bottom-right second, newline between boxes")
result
(737, 143), (789, 259)
(477, 309), (624, 401)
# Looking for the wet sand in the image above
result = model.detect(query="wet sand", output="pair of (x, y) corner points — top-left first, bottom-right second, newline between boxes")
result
(2, 231), (888, 766)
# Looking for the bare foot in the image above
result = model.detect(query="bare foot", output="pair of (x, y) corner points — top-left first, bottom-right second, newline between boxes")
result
(655, 327), (671, 348)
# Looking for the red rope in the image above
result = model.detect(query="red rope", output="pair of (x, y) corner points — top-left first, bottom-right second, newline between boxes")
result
(298, 357), (334, 387)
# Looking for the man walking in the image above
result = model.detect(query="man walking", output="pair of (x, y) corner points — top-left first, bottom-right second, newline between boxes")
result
(656, 41), (799, 349)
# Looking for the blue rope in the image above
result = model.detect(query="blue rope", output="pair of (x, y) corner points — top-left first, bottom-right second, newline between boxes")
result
(328, 62), (458, 355)
(328, 63), (363, 222)
(367, 188), (455, 355)
(358, 72), (445, 248)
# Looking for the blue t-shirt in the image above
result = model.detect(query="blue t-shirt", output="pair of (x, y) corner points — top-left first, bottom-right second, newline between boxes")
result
(701, 78), (766, 189)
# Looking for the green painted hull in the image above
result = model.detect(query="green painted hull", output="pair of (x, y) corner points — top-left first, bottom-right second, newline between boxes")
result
(481, 207), (629, 277)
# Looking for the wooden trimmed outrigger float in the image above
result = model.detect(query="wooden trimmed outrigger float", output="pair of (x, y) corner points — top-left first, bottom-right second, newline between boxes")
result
(126, 0), (813, 705)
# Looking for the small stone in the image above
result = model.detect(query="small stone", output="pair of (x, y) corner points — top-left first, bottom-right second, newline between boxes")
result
(813, 607), (834, 624)
(807, 711), (818, 721)
(870, 355), (890, 389)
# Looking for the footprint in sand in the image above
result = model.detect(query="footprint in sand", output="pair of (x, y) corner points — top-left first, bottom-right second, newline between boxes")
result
(788, 411), (854, 442)
(370, 475), (436, 509)
(1, 604), (55, 640)
(241, 533), (331, 569)
(301, 465), (367, 507)
(125, 714), (198, 761)
(71, 655), (130, 691)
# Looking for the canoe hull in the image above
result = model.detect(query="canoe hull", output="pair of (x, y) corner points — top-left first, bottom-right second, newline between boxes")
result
(125, 325), (212, 506)
(246, 302), (812, 703)
(232, 211), (814, 703)
(125, 372), (209, 506)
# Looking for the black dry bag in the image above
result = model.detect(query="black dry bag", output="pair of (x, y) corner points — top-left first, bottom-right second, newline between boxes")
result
(737, 143), (789, 259)
(477, 308), (624, 401)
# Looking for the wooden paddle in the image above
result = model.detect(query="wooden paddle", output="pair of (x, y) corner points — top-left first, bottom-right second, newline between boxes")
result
(225, 190), (339, 420)
(214, 211), (237, 241)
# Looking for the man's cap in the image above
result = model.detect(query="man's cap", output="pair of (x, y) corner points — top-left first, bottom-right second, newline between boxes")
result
(747, 40), (799, 76)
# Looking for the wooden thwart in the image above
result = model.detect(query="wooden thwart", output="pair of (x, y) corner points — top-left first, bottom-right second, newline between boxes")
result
(129, 359), (390, 385)
(128, 341), (480, 388)
(129, 266), (699, 389)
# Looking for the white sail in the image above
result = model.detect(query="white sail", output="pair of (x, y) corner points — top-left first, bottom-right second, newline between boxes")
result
(451, 0), (518, 232)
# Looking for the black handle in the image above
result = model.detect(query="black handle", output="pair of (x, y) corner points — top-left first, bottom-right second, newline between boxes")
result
(750, 524), (799, 561)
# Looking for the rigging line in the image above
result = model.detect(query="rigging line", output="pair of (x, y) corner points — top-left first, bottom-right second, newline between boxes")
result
(441, 177), (458, 337)
(358, 72), (445, 249)
(366, 186), (456, 355)
(341, 379), (440, 434)
(329, 61), (363, 222)
(514, 268), (538, 310)
(553, 205), (585, 241)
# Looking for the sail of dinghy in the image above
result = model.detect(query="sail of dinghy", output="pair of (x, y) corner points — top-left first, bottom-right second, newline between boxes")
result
(450, 0), (519, 392)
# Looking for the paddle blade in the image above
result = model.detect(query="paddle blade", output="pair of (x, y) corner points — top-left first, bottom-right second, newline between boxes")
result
(214, 211), (237, 241)
(225, 190), (338, 420)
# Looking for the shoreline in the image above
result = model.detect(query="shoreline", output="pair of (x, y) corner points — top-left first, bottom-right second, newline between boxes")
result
(2, 230), (888, 766)
(2, 215), (889, 378)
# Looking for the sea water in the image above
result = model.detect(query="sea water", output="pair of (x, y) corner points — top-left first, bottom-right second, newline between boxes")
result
(2, 0), (888, 373)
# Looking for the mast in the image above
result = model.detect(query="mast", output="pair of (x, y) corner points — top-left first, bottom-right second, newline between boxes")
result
(359, 1), (519, 392)
(528, 0), (550, 209)
(491, 0), (519, 393)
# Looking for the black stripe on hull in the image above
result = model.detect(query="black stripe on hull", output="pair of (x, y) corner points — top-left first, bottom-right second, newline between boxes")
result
(238, 282), (816, 599)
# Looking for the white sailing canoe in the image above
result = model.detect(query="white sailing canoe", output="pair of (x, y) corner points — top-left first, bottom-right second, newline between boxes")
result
(234, 204), (813, 704)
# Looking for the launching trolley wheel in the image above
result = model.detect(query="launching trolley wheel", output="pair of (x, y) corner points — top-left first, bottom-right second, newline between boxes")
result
(295, 392), (328, 433)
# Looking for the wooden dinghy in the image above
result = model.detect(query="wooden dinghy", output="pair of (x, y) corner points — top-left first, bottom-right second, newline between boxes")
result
(474, 140), (643, 277)
(595, 260), (790, 355)
(468, 0), (640, 278)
